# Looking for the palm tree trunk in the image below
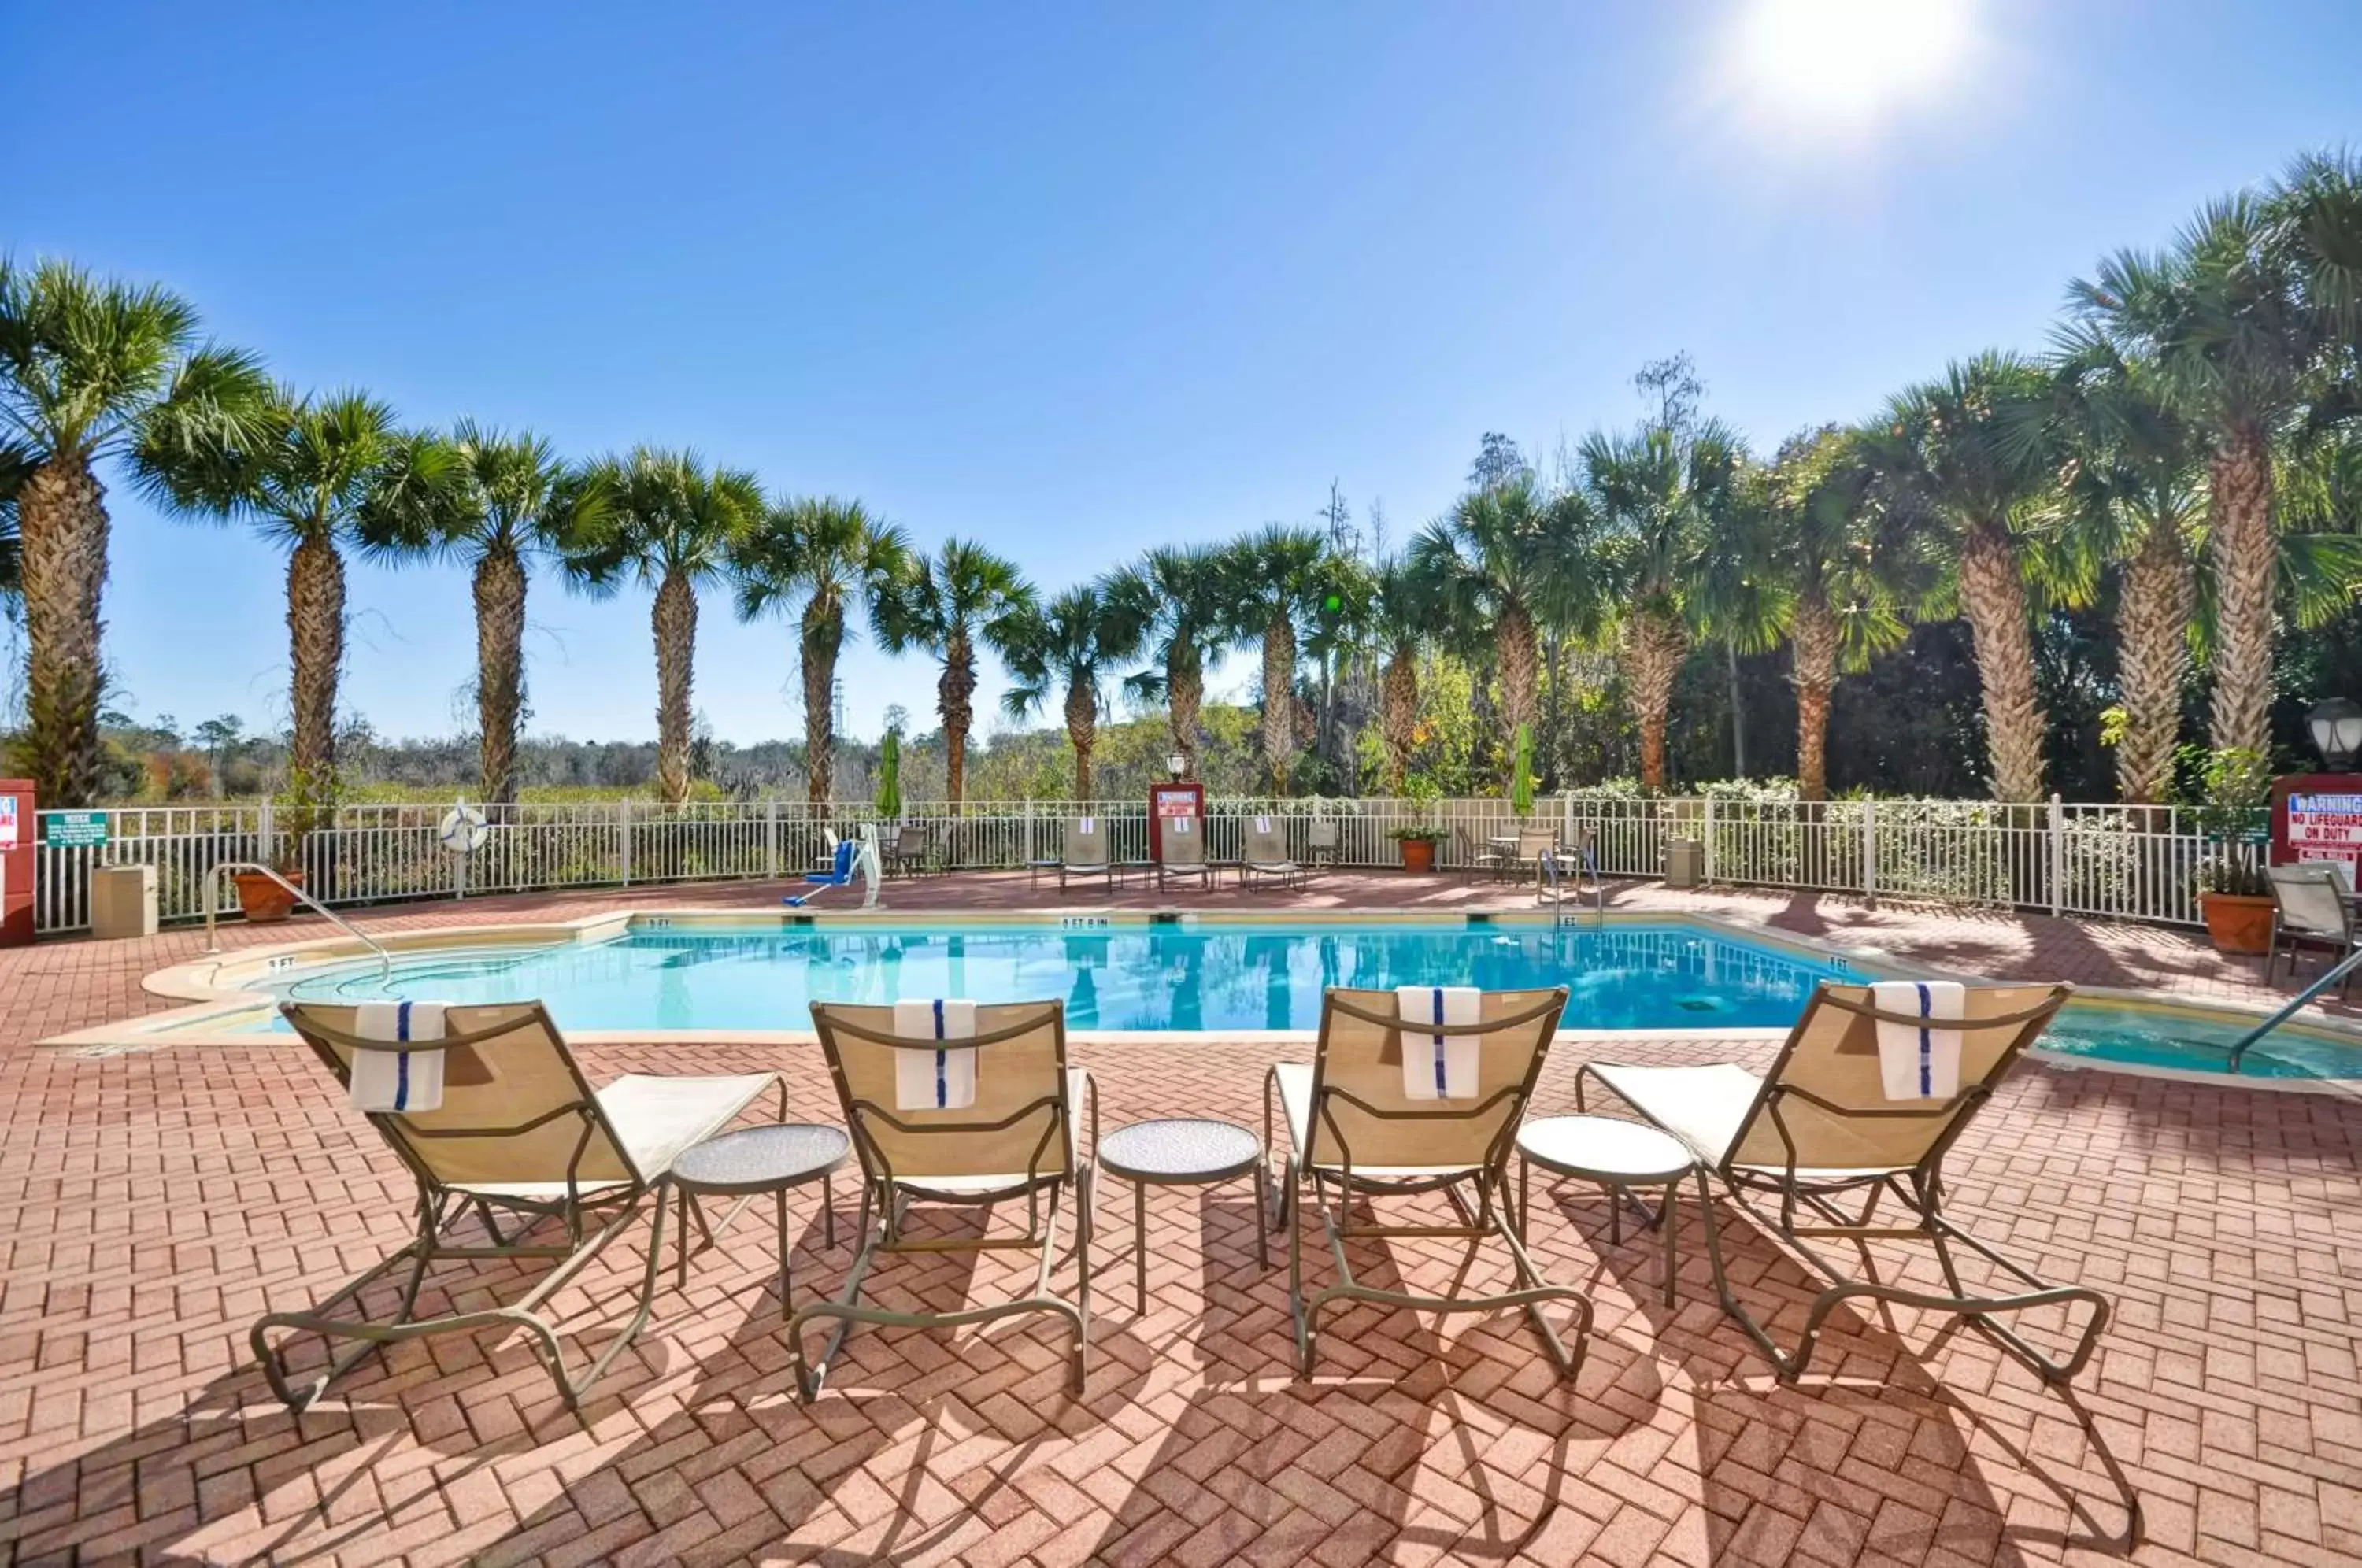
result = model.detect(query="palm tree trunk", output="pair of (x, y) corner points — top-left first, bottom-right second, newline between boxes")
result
(1168, 640), (1203, 778)
(15, 456), (110, 808)
(651, 569), (696, 804)
(1792, 593), (1840, 801)
(2116, 515), (2195, 803)
(1956, 522), (2047, 802)
(801, 605), (841, 806)
(473, 541), (528, 807)
(1622, 608), (1687, 790)
(1380, 644), (1417, 794)
(941, 631), (975, 809)
(1064, 674), (1097, 801)
(1261, 615), (1298, 792)
(1726, 642), (1747, 778)
(287, 534), (346, 783)
(2206, 427), (2276, 760)
(1496, 602), (1538, 764)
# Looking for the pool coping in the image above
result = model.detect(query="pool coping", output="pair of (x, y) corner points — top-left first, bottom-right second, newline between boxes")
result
(39, 904), (2362, 1094)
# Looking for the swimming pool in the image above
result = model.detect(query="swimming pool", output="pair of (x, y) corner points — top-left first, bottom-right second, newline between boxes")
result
(259, 919), (1862, 1034)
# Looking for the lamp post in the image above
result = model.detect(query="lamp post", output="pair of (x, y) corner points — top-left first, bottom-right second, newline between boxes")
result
(2307, 697), (2362, 771)
(1166, 751), (1187, 782)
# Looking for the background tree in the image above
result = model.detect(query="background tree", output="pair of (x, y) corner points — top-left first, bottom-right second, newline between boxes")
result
(1001, 577), (1150, 800)
(732, 496), (908, 805)
(872, 538), (1034, 809)
(163, 387), (457, 790)
(0, 258), (268, 804)
(428, 423), (607, 805)
(1368, 559), (1437, 793)
(1857, 354), (2066, 801)
(1221, 524), (1327, 793)
(1113, 544), (1228, 778)
(561, 448), (762, 804)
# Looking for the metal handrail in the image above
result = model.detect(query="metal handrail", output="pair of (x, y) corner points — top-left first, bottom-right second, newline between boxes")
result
(2227, 944), (2362, 1071)
(204, 860), (393, 981)
(1536, 845), (1605, 924)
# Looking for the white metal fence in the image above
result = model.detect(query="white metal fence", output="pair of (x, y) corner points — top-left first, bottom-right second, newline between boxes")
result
(26, 793), (2227, 936)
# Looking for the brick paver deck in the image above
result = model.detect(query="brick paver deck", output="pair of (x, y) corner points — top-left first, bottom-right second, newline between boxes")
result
(2, 875), (2359, 1566)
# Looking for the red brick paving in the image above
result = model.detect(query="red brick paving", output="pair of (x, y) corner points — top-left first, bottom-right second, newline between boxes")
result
(2, 874), (2360, 1566)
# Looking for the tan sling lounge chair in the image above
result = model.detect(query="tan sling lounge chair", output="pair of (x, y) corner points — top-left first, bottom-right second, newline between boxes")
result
(1242, 817), (1304, 889)
(261, 1001), (780, 1411)
(1158, 814), (1215, 891)
(1578, 981), (2106, 1385)
(1266, 986), (1590, 1378)
(795, 1000), (1096, 1400)
(1060, 817), (1115, 893)
(2268, 862), (2361, 992)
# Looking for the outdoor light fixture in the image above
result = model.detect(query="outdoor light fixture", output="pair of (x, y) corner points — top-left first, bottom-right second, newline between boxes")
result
(2308, 697), (2362, 771)
(1167, 752), (1187, 780)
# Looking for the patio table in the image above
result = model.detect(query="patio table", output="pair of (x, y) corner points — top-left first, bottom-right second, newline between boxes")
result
(1513, 1115), (1693, 1306)
(669, 1122), (850, 1318)
(1096, 1117), (1268, 1313)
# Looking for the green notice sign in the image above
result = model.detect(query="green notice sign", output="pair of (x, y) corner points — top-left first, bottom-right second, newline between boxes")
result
(46, 812), (110, 848)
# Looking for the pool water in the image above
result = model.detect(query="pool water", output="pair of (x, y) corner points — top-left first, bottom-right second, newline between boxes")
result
(2034, 1004), (2358, 1081)
(264, 920), (1861, 1034)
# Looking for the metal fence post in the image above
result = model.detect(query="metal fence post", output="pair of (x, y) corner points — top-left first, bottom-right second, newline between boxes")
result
(765, 798), (779, 880)
(619, 799), (633, 887)
(2048, 793), (2064, 917)
(1701, 795), (1716, 884)
(1024, 797), (1035, 864)
(1860, 798), (1876, 900)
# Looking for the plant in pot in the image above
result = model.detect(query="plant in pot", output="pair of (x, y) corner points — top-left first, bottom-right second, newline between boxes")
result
(1393, 775), (1445, 872)
(2190, 747), (2275, 955)
(237, 764), (337, 923)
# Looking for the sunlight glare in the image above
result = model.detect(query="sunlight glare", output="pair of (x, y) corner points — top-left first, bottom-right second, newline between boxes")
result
(1728, 0), (1978, 133)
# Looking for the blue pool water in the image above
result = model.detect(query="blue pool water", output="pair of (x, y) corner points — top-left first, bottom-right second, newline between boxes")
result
(263, 920), (1860, 1034)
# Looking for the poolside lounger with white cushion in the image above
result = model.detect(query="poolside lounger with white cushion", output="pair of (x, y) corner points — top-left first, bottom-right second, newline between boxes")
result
(260, 1001), (780, 1411)
(1577, 979), (2105, 1386)
(1266, 985), (1589, 1378)
(1242, 817), (1303, 889)
(796, 999), (1095, 1400)
(2268, 863), (2360, 993)
(1060, 816), (1115, 893)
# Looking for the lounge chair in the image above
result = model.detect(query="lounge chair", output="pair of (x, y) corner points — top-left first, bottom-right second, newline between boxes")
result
(1306, 817), (1341, 871)
(1266, 985), (1590, 1378)
(1059, 816), (1115, 893)
(1577, 980), (2106, 1385)
(259, 1001), (781, 1411)
(1242, 816), (1303, 889)
(795, 1000), (1094, 1400)
(2268, 863), (2360, 992)
(1158, 814), (1215, 891)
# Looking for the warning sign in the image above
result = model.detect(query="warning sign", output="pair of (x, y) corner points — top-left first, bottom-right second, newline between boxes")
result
(2273, 774), (2362, 875)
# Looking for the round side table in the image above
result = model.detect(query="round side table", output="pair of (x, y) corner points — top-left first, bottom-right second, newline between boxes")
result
(1097, 1118), (1268, 1314)
(1515, 1115), (1695, 1307)
(670, 1123), (851, 1318)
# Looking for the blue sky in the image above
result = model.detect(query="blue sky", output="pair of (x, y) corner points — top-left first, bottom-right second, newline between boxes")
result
(9, 0), (2360, 749)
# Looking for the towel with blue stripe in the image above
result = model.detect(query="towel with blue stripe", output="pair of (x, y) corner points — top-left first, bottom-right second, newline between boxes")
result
(350, 1000), (449, 1113)
(1869, 980), (1964, 1100)
(1394, 985), (1481, 1100)
(892, 998), (979, 1111)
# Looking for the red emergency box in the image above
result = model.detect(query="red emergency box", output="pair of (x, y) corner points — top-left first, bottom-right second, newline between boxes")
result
(0, 780), (33, 947)
(1149, 782), (1205, 862)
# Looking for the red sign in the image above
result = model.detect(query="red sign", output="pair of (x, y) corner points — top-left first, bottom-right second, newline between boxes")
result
(2271, 771), (2362, 877)
(0, 781), (32, 948)
(1148, 782), (1204, 860)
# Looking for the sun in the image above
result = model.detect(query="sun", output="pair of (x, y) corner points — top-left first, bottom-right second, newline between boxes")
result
(1724, 0), (1979, 135)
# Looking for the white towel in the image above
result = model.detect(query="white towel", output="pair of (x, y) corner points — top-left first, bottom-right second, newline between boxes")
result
(1254, 815), (1274, 834)
(1077, 816), (1095, 834)
(893, 998), (978, 1111)
(1168, 815), (1193, 835)
(1397, 986), (1481, 1100)
(1871, 981), (1963, 1100)
(349, 1000), (448, 1114)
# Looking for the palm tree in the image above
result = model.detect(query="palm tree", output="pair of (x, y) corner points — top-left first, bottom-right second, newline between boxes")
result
(1222, 524), (1327, 793)
(428, 423), (608, 806)
(1368, 559), (1438, 793)
(560, 448), (763, 804)
(1113, 543), (1228, 778)
(1001, 577), (1151, 800)
(0, 258), (268, 805)
(1580, 421), (1747, 790)
(732, 497), (909, 805)
(872, 538), (1034, 809)
(0, 448), (24, 616)
(2070, 197), (2329, 760)
(1760, 429), (1918, 800)
(164, 387), (458, 790)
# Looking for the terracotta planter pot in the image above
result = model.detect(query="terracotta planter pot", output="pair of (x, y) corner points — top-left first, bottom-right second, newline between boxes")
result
(2198, 890), (2275, 956)
(1398, 838), (1438, 874)
(233, 870), (305, 925)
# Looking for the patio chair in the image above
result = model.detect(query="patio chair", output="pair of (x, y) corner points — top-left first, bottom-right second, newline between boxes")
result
(1158, 814), (1215, 892)
(1242, 816), (1304, 890)
(259, 1000), (781, 1411)
(1305, 817), (1341, 871)
(2268, 863), (2361, 992)
(1511, 824), (1558, 885)
(795, 1000), (1094, 1400)
(1059, 816), (1115, 893)
(1576, 979), (2106, 1386)
(1265, 985), (1590, 1378)
(1452, 825), (1507, 882)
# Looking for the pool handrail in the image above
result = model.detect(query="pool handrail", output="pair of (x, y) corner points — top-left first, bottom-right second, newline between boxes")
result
(2227, 944), (2362, 1071)
(203, 860), (392, 982)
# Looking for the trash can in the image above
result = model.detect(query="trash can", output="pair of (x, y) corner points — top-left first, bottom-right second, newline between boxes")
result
(1665, 838), (1705, 889)
(91, 864), (159, 939)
